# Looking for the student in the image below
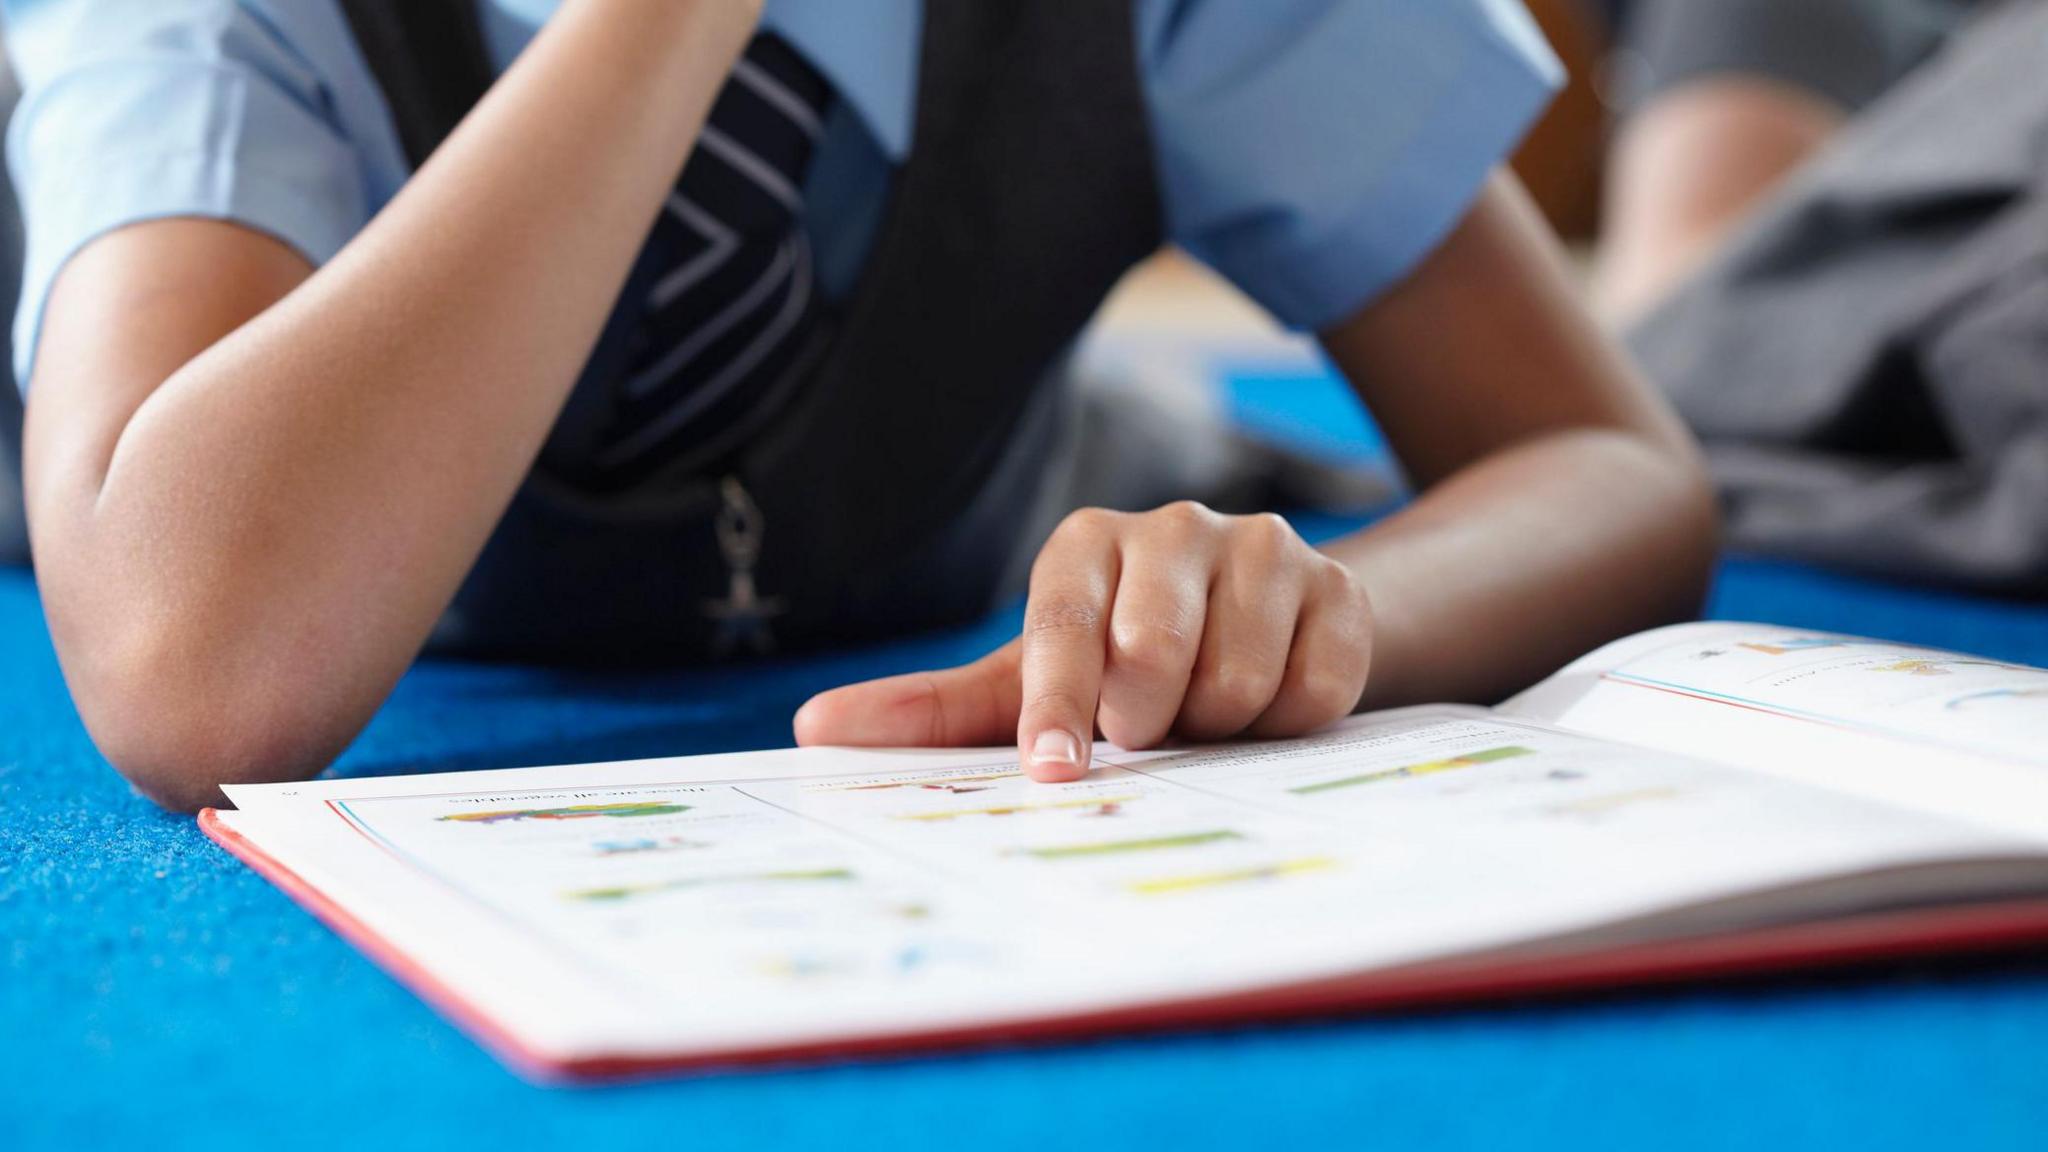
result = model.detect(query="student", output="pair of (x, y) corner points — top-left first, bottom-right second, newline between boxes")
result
(4, 0), (1715, 811)
(1584, 0), (2045, 592)
(1587, 0), (1982, 320)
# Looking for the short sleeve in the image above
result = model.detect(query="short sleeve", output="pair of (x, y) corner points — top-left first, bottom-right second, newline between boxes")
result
(4, 0), (373, 389)
(1139, 0), (1563, 331)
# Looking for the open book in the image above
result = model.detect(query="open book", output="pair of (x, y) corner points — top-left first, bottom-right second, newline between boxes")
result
(202, 622), (2048, 1081)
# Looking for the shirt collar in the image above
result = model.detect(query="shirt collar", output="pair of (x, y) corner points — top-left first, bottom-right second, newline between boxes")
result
(485, 0), (919, 160)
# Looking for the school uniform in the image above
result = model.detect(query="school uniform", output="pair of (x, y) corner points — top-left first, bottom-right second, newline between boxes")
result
(1595, 0), (1980, 113)
(2, 0), (1559, 658)
(1623, 0), (2048, 593)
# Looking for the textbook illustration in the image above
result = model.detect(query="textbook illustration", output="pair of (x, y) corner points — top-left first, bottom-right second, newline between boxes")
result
(438, 801), (694, 825)
(205, 622), (2048, 1081)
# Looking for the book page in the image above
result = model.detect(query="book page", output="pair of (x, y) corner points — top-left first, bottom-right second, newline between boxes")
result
(215, 708), (2035, 1069)
(1505, 622), (2048, 836)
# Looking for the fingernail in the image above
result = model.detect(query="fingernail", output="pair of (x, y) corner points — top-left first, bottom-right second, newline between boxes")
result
(1030, 730), (1082, 768)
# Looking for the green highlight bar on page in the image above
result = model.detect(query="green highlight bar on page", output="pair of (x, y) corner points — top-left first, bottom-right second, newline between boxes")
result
(1019, 829), (1245, 861)
(1290, 745), (1536, 796)
(439, 801), (692, 825)
(566, 868), (857, 903)
(1128, 856), (1337, 896)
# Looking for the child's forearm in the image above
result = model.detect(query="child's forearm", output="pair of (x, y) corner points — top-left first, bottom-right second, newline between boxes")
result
(1326, 426), (1716, 711)
(1319, 174), (1718, 709)
(29, 0), (761, 809)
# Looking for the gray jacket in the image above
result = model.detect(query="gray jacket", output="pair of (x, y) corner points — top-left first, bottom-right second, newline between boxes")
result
(1629, 0), (2048, 594)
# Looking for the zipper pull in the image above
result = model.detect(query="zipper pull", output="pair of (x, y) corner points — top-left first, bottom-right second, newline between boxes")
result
(703, 476), (785, 657)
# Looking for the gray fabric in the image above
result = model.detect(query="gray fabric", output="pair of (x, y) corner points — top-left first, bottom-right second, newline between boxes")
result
(1627, 0), (2048, 594)
(0, 48), (24, 568)
(1600, 0), (1978, 113)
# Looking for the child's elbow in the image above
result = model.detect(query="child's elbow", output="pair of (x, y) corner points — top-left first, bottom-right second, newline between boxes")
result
(71, 631), (347, 813)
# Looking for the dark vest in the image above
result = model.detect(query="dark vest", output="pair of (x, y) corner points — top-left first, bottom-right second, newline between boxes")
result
(340, 0), (1163, 660)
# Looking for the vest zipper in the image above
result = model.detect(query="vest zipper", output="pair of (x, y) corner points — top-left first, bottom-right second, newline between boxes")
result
(704, 475), (784, 656)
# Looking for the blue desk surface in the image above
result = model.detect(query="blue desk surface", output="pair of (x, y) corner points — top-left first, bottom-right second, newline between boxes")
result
(7, 371), (2048, 1150)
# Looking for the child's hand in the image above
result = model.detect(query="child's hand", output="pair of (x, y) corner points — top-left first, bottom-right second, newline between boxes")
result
(793, 502), (1373, 780)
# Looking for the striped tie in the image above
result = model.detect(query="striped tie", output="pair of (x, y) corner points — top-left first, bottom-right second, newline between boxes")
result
(590, 35), (833, 486)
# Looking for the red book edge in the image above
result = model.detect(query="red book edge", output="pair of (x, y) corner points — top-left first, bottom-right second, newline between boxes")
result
(200, 806), (2048, 1085)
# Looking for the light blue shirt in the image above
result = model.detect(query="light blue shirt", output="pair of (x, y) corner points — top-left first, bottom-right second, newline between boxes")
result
(2, 0), (1561, 388)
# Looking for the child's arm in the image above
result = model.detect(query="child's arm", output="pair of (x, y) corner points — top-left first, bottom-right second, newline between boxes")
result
(25, 0), (759, 811)
(795, 174), (1718, 780)
(1315, 173), (1716, 706)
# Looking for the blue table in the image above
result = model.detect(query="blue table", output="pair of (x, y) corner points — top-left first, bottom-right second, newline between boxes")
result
(6, 369), (2048, 1149)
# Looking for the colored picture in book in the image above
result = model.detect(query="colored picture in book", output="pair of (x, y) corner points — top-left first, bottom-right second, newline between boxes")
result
(1013, 830), (1246, 861)
(893, 794), (1139, 822)
(438, 801), (692, 825)
(1541, 787), (1682, 822)
(1289, 745), (1534, 795)
(824, 770), (1025, 794)
(1127, 857), (1337, 897)
(592, 836), (710, 856)
(1737, 637), (1851, 656)
(1866, 658), (2018, 678)
(755, 937), (991, 981)
(1946, 687), (2048, 711)
(563, 867), (857, 903)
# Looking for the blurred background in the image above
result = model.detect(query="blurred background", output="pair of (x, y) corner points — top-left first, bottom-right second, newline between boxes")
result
(1090, 0), (2047, 599)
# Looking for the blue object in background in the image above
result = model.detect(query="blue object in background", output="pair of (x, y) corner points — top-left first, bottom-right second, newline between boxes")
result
(5, 367), (2048, 1150)
(1219, 354), (1393, 468)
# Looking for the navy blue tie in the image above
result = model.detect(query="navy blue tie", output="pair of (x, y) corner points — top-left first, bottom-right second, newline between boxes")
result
(590, 35), (833, 486)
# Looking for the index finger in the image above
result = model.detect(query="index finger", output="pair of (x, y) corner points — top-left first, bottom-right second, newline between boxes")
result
(1017, 510), (1122, 782)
